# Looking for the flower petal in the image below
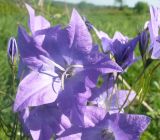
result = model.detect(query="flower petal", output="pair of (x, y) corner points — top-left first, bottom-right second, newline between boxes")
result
(65, 9), (92, 54)
(14, 71), (61, 111)
(109, 90), (136, 113)
(18, 26), (48, 71)
(25, 103), (71, 140)
(110, 113), (151, 140)
(25, 3), (50, 34)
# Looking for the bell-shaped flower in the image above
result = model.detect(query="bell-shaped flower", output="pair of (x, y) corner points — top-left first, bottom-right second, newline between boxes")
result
(92, 26), (112, 53)
(93, 27), (139, 69)
(148, 6), (160, 59)
(17, 4), (54, 78)
(57, 113), (150, 140)
(19, 103), (72, 140)
(14, 5), (122, 112)
(110, 32), (139, 69)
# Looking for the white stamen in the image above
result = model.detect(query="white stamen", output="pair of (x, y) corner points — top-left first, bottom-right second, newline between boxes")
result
(39, 55), (65, 72)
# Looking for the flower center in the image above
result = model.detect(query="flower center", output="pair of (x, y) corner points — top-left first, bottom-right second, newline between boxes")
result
(61, 64), (83, 90)
(39, 56), (84, 90)
(101, 129), (115, 140)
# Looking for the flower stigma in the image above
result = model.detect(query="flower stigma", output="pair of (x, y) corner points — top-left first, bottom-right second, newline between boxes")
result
(101, 128), (115, 140)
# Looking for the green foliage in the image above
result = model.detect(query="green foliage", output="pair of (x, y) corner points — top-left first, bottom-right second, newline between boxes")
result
(77, 1), (95, 9)
(134, 2), (149, 14)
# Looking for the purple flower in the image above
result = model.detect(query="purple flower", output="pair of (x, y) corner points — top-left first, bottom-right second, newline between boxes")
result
(7, 37), (18, 65)
(89, 74), (135, 113)
(93, 27), (139, 69)
(69, 106), (106, 128)
(20, 103), (72, 140)
(148, 6), (160, 59)
(25, 3), (50, 36)
(17, 4), (52, 78)
(14, 71), (61, 111)
(68, 73), (135, 127)
(139, 30), (149, 59)
(14, 4), (62, 111)
(14, 6), (122, 112)
(107, 32), (139, 69)
(95, 90), (136, 114)
(92, 26), (112, 52)
(18, 108), (30, 135)
(57, 113), (150, 140)
(13, 4), (151, 140)
(82, 16), (93, 31)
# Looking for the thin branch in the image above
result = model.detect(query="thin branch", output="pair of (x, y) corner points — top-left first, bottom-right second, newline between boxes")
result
(118, 75), (154, 112)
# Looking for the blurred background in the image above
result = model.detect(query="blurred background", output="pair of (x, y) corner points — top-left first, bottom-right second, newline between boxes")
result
(0, 0), (160, 139)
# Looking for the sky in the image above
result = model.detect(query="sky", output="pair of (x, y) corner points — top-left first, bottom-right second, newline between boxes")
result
(54, 0), (160, 7)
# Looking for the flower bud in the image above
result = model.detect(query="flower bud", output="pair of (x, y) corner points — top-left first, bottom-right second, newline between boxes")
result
(7, 37), (18, 65)
(144, 21), (149, 30)
(82, 16), (93, 31)
(139, 30), (149, 59)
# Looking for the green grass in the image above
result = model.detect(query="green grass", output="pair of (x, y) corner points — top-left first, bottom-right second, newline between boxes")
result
(0, 0), (160, 139)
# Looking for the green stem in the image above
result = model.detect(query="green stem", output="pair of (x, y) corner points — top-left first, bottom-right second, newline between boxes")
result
(118, 75), (154, 112)
(10, 65), (18, 140)
(11, 65), (16, 94)
(118, 61), (160, 113)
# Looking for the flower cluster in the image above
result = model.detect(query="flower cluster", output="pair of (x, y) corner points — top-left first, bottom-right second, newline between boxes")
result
(10, 3), (160, 140)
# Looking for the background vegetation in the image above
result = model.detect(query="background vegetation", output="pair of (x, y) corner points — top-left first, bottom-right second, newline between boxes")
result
(0, 0), (159, 139)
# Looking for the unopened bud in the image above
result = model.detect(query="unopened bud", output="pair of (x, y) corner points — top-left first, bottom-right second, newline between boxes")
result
(7, 37), (18, 65)
(82, 16), (93, 31)
(144, 21), (149, 30)
(139, 30), (149, 58)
